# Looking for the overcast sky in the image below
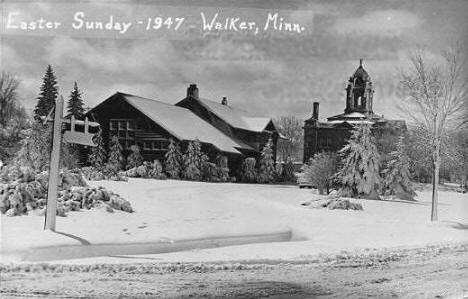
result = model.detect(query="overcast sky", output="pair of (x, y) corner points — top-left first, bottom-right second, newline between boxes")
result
(1, 0), (467, 121)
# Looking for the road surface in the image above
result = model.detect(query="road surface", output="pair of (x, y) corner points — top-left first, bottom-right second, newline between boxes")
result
(1, 243), (467, 298)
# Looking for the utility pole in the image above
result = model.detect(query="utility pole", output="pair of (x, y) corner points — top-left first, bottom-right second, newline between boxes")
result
(44, 96), (64, 231)
(43, 95), (100, 231)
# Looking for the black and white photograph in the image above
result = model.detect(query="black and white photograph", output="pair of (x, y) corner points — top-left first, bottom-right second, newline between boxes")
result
(1, 0), (467, 298)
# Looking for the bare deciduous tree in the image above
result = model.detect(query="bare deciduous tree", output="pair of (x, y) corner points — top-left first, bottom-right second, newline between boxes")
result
(0, 72), (21, 127)
(399, 47), (467, 221)
(274, 115), (303, 162)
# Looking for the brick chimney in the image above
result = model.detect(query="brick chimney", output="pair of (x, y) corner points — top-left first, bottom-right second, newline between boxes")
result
(187, 84), (199, 99)
(313, 102), (319, 120)
(221, 97), (228, 105)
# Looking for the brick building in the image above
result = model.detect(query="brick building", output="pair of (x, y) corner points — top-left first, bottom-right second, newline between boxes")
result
(303, 60), (406, 162)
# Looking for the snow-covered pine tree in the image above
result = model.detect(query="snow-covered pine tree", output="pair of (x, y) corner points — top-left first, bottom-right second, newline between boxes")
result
(382, 135), (416, 200)
(336, 123), (381, 199)
(164, 138), (182, 179)
(88, 129), (106, 169)
(107, 135), (124, 172)
(126, 145), (143, 170)
(257, 138), (275, 183)
(66, 82), (85, 119)
(182, 140), (202, 180)
(34, 65), (58, 121)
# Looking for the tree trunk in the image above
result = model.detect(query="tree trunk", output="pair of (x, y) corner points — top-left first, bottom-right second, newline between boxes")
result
(431, 159), (440, 221)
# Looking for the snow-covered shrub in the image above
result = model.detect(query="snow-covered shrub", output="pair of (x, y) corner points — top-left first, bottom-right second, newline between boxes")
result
(81, 166), (128, 181)
(14, 125), (79, 171)
(126, 145), (143, 170)
(300, 152), (338, 194)
(282, 158), (296, 182)
(216, 155), (229, 182)
(0, 178), (133, 217)
(241, 157), (257, 183)
(274, 162), (283, 182)
(327, 199), (363, 210)
(148, 160), (165, 179)
(303, 198), (363, 210)
(123, 160), (166, 179)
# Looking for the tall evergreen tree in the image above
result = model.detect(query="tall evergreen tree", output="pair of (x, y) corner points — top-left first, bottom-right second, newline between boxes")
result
(107, 135), (124, 172)
(182, 140), (202, 180)
(88, 129), (106, 168)
(66, 82), (85, 119)
(336, 123), (381, 199)
(164, 138), (182, 179)
(257, 138), (275, 183)
(34, 65), (58, 120)
(382, 135), (416, 200)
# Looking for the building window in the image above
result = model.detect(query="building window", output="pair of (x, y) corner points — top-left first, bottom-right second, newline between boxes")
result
(109, 119), (136, 150)
(143, 141), (152, 150)
(319, 136), (333, 149)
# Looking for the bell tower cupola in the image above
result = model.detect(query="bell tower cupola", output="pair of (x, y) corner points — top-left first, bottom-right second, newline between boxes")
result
(345, 59), (374, 115)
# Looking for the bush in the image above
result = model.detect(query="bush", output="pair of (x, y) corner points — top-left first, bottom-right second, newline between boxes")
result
(0, 168), (132, 216)
(241, 157), (257, 183)
(81, 166), (128, 181)
(282, 158), (296, 182)
(216, 155), (230, 182)
(123, 160), (166, 179)
(303, 198), (363, 210)
(274, 162), (283, 182)
(14, 125), (79, 171)
(300, 152), (338, 194)
(126, 145), (143, 170)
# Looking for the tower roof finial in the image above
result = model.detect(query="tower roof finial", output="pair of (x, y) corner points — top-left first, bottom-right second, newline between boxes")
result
(359, 58), (363, 67)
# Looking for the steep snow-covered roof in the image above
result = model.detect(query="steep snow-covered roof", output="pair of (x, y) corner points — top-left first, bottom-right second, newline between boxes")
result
(197, 98), (273, 132)
(119, 93), (251, 154)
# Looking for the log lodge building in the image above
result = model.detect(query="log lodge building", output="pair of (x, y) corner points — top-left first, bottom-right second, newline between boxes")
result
(303, 60), (406, 162)
(87, 84), (278, 173)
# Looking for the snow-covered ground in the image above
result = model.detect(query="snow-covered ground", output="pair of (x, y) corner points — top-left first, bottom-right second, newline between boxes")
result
(1, 179), (467, 264)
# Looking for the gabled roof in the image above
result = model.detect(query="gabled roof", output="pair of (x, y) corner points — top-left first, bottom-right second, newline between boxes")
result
(99, 93), (254, 154)
(196, 97), (273, 132)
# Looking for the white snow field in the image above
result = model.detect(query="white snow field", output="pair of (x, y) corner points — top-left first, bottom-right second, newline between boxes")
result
(1, 178), (467, 264)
